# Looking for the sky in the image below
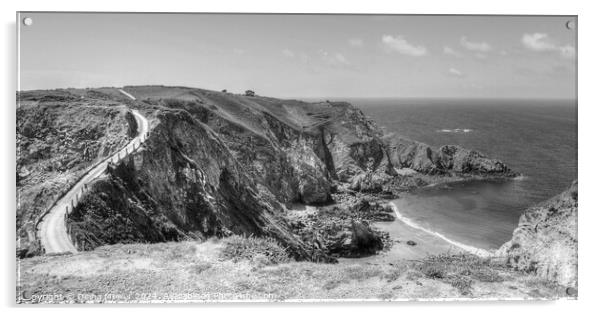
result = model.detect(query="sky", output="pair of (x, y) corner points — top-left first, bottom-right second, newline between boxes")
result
(18, 13), (576, 99)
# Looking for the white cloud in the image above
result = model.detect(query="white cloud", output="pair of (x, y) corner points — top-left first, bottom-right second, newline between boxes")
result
(559, 45), (576, 59)
(522, 33), (555, 52)
(448, 67), (464, 77)
(382, 35), (428, 57)
(443, 46), (462, 57)
(333, 53), (350, 65)
(348, 38), (364, 47)
(282, 48), (295, 58)
(319, 50), (351, 67)
(522, 33), (575, 59)
(460, 36), (492, 52)
(522, 33), (556, 51)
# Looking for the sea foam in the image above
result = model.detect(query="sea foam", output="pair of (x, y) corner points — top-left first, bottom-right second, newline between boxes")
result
(388, 202), (492, 257)
(436, 128), (473, 133)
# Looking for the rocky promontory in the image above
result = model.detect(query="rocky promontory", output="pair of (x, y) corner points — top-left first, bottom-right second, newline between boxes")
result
(388, 137), (517, 177)
(498, 180), (578, 288)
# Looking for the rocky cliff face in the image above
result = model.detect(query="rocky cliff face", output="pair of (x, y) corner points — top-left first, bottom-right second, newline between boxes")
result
(16, 90), (132, 257)
(67, 108), (317, 260)
(63, 86), (402, 259)
(498, 181), (577, 287)
(129, 87), (397, 205)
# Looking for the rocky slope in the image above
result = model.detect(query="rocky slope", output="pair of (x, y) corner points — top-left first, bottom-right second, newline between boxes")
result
(18, 86), (518, 261)
(16, 90), (133, 257)
(498, 181), (578, 288)
(66, 108), (320, 260)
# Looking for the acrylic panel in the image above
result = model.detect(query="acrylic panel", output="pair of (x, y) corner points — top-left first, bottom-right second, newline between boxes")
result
(16, 12), (577, 303)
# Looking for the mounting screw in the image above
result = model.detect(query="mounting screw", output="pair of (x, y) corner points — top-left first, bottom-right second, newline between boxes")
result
(566, 20), (575, 30)
(23, 17), (33, 26)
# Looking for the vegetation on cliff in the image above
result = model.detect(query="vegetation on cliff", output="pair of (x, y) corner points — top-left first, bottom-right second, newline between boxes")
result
(498, 180), (578, 288)
(16, 90), (133, 257)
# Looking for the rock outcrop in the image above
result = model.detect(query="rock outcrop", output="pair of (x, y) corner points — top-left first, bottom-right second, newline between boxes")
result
(389, 137), (517, 177)
(289, 206), (389, 259)
(498, 180), (577, 287)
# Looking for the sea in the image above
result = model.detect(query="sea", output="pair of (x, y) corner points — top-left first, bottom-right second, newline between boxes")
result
(349, 98), (577, 252)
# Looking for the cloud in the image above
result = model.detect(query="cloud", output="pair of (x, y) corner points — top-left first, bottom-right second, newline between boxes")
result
(348, 38), (364, 47)
(382, 35), (428, 56)
(522, 33), (556, 51)
(448, 67), (464, 77)
(282, 48), (295, 58)
(319, 50), (351, 67)
(522, 33), (575, 59)
(443, 46), (462, 57)
(282, 48), (351, 71)
(558, 45), (576, 59)
(332, 53), (350, 65)
(460, 36), (492, 52)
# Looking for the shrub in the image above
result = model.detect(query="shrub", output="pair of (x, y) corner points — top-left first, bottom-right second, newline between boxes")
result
(220, 235), (290, 265)
(323, 280), (340, 290)
(450, 276), (473, 296)
(413, 253), (508, 296)
(192, 261), (212, 274)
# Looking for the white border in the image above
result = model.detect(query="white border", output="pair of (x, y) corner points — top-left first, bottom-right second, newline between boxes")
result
(2, 0), (600, 315)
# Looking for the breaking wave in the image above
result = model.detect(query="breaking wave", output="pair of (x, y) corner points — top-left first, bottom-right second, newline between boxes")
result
(388, 202), (492, 257)
(436, 128), (473, 133)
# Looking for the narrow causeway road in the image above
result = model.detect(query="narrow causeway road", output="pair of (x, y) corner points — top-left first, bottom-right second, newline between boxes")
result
(38, 89), (148, 254)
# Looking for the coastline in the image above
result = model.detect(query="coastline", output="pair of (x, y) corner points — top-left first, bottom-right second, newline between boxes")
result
(388, 202), (492, 257)
(339, 201), (491, 266)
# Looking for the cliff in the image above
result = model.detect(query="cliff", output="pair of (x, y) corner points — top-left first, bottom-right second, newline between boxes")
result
(17, 86), (518, 260)
(63, 86), (398, 260)
(498, 180), (578, 288)
(16, 90), (133, 257)
(67, 108), (320, 260)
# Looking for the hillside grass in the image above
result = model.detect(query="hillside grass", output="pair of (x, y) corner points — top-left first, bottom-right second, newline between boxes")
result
(17, 238), (568, 303)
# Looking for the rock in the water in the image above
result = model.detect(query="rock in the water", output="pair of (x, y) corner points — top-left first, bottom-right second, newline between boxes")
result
(389, 137), (517, 177)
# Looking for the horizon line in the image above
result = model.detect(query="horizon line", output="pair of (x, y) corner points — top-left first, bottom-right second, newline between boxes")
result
(16, 85), (577, 102)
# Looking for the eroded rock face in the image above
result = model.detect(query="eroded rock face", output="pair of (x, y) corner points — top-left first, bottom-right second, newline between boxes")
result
(67, 109), (314, 260)
(286, 137), (332, 204)
(497, 181), (578, 287)
(389, 137), (517, 177)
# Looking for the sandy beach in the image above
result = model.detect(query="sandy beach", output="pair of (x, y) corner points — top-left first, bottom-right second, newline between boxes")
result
(339, 215), (463, 266)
